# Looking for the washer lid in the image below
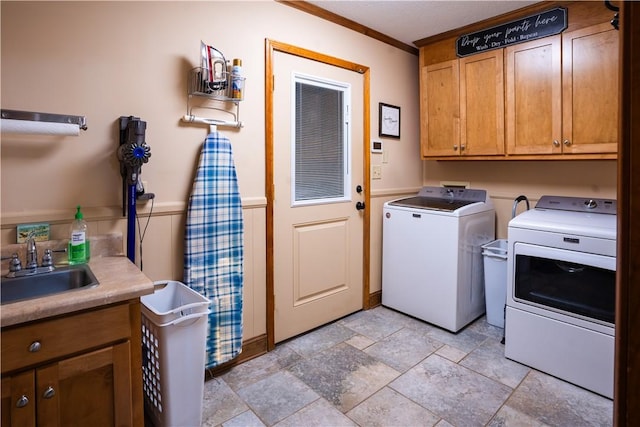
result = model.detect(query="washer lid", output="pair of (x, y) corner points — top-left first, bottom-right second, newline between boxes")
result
(388, 186), (489, 212)
(389, 196), (476, 212)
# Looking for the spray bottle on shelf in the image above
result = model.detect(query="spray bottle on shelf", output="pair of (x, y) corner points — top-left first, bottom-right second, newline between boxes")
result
(231, 58), (243, 99)
(68, 205), (90, 264)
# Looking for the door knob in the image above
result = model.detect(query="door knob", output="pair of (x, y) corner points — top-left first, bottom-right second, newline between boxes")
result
(356, 185), (363, 194)
(356, 202), (366, 211)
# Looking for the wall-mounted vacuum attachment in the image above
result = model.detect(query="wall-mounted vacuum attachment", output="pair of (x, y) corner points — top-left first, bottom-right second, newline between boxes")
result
(118, 116), (151, 263)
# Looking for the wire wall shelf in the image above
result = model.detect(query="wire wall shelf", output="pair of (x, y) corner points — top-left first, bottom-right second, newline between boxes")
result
(183, 67), (246, 130)
(188, 67), (245, 102)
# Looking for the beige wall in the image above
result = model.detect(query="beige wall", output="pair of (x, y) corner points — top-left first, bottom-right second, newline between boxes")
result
(1, 1), (422, 339)
(366, 157), (619, 294)
(422, 160), (617, 238)
(1, 2), (617, 338)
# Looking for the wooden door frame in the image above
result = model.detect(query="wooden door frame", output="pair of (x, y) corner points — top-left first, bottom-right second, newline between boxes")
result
(264, 39), (371, 350)
(615, 2), (640, 424)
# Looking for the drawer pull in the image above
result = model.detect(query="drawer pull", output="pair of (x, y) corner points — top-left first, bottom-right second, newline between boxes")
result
(43, 386), (56, 399)
(28, 341), (42, 353)
(16, 395), (29, 408)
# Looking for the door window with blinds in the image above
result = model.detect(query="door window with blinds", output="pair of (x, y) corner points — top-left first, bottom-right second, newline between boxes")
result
(292, 73), (351, 206)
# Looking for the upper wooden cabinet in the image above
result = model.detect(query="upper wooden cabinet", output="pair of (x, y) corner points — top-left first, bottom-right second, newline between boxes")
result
(421, 59), (460, 157)
(506, 22), (619, 156)
(460, 50), (505, 156)
(421, 49), (504, 158)
(419, 4), (619, 161)
(562, 22), (619, 154)
(505, 35), (562, 155)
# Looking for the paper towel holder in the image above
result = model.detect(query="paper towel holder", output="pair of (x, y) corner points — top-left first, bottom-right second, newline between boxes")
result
(1, 109), (87, 131)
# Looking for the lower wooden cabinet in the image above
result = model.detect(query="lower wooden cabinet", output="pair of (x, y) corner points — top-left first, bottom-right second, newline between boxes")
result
(1, 371), (34, 427)
(1, 302), (143, 427)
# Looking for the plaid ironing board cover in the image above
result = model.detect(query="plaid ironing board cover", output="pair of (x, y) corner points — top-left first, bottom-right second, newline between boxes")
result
(184, 131), (244, 368)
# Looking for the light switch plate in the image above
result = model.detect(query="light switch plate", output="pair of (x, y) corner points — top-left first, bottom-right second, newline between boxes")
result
(372, 165), (382, 180)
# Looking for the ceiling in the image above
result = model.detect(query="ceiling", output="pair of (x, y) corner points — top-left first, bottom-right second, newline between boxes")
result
(305, 1), (540, 46)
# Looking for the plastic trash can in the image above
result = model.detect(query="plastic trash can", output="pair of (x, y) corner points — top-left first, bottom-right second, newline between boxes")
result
(141, 281), (211, 427)
(482, 239), (508, 328)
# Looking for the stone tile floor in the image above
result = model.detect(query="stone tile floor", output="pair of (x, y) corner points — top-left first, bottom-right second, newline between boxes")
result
(201, 306), (613, 426)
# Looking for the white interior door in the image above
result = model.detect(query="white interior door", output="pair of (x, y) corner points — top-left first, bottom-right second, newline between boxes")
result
(273, 50), (365, 343)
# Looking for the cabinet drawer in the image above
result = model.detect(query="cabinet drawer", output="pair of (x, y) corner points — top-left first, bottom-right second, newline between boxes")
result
(1, 303), (131, 374)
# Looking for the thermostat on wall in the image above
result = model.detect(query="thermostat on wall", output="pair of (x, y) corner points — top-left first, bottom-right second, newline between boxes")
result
(371, 140), (383, 153)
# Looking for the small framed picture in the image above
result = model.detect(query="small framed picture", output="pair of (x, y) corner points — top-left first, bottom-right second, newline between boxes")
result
(379, 103), (400, 138)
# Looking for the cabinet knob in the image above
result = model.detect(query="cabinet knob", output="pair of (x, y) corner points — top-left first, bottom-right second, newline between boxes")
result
(16, 395), (29, 408)
(460, 144), (466, 151)
(28, 341), (41, 353)
(42, 386), (56, 399)
(453, 145), (459, 151)
(553, 140), (560, 147)
(563, 139), (572, 146)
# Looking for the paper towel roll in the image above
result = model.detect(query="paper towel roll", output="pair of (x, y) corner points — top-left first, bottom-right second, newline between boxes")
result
(1, 119), (80, 136)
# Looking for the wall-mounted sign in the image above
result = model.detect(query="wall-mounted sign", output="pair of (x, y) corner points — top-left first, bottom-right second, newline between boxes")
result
(456, 7), (567, 57)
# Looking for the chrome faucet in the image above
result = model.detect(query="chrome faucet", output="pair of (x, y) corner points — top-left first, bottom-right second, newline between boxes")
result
(25, 236), (38, 269)
(4, 237), (57, 278)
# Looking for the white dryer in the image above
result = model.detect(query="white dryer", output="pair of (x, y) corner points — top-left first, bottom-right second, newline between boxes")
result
(382, 187), (495, 332)
(505, 195), (616, 398)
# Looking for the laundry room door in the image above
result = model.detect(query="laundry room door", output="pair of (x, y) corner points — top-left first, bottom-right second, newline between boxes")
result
(271, 44), (367, 343)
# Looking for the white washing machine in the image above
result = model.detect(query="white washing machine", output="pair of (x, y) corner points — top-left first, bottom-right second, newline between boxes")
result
(382, 187), (495, 332)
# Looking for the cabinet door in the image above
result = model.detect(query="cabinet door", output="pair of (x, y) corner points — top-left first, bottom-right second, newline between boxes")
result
(421, 59), (460, 157)
(460, 49), (505, 156)
(36, 342), (133, 427)
(506, 36), (562, 155)
(562, 22), (619, 154)
(1, 371), (36, 427)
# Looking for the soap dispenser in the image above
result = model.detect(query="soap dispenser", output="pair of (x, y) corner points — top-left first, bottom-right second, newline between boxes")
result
(68, 205), (89, 264)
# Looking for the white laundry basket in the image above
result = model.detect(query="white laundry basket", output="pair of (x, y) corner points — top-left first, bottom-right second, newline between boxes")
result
(482, 239), (508, 328)
(141, 281), (211, 427)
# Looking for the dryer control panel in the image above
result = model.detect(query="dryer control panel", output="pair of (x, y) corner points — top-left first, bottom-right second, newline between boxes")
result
(536, 195), (616, 215)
